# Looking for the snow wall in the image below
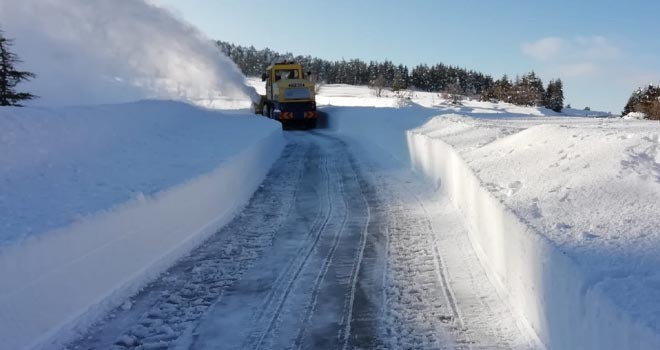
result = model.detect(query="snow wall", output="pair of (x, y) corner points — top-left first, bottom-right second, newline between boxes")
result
(0, 120), (284, 350)
(406, 128), (660, 350)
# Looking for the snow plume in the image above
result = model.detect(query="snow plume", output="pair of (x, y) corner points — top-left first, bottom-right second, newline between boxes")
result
(0, 0), (258, 107)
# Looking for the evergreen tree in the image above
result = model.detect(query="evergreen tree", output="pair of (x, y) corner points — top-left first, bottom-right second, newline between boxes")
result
(623, 87), (644, 116)
(543, 79), (564, 112)
(0, 30), (35, 106)
(509, 72), (546, 106)
(215, 41), (507, 98)
(522, 71), (545, 106)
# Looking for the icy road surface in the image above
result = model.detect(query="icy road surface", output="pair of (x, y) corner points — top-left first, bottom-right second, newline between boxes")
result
(67, 132), (537, 350)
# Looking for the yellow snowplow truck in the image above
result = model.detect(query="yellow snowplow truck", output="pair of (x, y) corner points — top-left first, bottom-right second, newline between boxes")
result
(253, 61), (317, 129)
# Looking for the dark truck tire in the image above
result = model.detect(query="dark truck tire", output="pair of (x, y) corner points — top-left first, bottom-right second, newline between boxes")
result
(264, 104), (274, 119)
(307, 119), (317, 129)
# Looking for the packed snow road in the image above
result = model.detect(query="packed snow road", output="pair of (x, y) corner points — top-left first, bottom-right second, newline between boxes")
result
(67, 131), (536, 350)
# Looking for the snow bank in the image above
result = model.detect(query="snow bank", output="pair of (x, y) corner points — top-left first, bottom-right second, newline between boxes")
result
(407, 115), (660, 349)
(324, 105), (438, 163)
(0, 0), (257, 107)
(0, 101), (284, 350)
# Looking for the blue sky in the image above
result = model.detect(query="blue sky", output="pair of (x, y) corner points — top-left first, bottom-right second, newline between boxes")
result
(156, 0), (660, 113)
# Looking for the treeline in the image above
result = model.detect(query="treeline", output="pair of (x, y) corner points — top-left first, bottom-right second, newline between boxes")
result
(481, 72), (565, 112)
(623, 84), (660, 120)
(217, 41), (567, 111)
(217, 41), (493, 95)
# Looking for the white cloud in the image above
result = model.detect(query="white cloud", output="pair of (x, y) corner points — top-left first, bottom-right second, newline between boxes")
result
(522, 35), (621, 64)
(558, 63), (598, 77)
(520, 35), (628, 81)
(575, 36), (621, 60)
(521, 37), (563, 61)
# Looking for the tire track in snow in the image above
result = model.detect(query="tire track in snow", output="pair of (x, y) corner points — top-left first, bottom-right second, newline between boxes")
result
(249, 154), (337, 349)
(338, 159), (371, 350)
(406, 179), (539, 349)
(243, 154), (329, 336)
(305, 132), (382, 349)
(412, 191), (467, 337)
(293, 155), (351, 349)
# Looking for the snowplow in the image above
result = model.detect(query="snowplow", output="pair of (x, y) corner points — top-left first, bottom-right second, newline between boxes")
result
(253, 61), (317, 129)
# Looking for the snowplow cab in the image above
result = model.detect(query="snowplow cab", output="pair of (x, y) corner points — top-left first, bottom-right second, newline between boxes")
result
(254, 61), (317, 129)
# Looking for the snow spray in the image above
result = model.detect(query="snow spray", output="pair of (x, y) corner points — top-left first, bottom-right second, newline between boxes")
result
(0, 0), (258, 106)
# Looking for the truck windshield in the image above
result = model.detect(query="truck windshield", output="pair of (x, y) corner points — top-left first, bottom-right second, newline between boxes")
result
(275, 69), (300, 81)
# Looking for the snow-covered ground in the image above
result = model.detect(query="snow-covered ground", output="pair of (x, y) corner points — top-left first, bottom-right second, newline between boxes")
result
(0, 101), (284, 350)
(1, 62), (655, 349)
(314, 82), (660, 349)
(3, 2), (641, 347)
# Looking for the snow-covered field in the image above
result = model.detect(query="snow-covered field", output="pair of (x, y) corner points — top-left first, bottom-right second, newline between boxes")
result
(0, 101), (284, 350)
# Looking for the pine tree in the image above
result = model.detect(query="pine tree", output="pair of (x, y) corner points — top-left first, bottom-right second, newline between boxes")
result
(0, 30), (35, 106)
(623, 87), (644, 116)
(510, 72), (546, 106)
(543, 79), (564, 112)
(524, 71), (545, 106)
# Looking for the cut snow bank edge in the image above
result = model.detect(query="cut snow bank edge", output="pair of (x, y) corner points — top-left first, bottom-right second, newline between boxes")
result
(0, 128), (284, 350)
(407, 129), (660, 350)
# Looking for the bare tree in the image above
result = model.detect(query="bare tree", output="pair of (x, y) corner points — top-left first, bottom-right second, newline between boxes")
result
(446, 82), (464, 105)
(307, 72), (324, 94)
(369, 74), (385, 97)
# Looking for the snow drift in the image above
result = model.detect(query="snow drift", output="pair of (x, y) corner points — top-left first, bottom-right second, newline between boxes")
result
(0, 0), (257, 107)
(0, 101), (284, 350)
